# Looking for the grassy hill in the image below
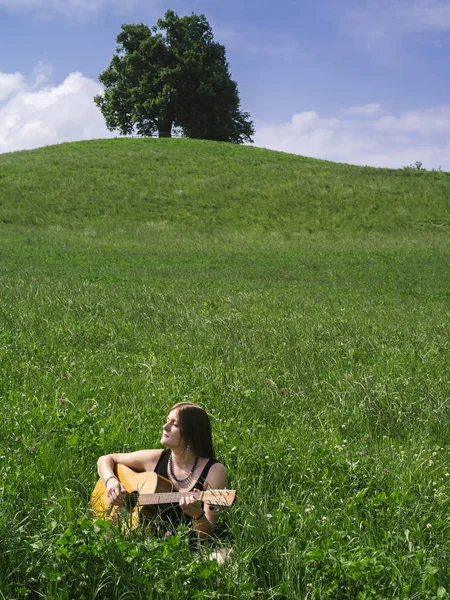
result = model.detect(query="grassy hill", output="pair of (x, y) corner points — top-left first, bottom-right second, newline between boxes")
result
(0, 139), (449, 599)
(0, 138), (449, 238)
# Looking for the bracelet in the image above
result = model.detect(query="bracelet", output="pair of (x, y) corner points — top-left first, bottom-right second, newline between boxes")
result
(104, 474), (118, 486)
(192, 509), (206, 521)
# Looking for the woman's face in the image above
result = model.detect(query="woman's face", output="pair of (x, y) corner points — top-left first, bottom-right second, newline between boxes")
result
(161, 409), (183, 450)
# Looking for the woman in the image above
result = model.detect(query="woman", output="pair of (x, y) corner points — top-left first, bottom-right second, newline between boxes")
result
(97, 402), (227, 540)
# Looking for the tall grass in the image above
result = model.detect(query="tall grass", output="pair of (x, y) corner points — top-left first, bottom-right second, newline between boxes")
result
(0, 139), (449, 598)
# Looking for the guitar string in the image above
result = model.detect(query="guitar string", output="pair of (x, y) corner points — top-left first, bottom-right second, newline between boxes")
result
(137, 489), (232, 505)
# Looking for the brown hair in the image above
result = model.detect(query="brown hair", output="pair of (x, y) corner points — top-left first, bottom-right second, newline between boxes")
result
(168, 402), (215, 458)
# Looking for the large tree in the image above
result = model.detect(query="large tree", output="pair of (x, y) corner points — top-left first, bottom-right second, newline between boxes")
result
(94, 11), (254, 143)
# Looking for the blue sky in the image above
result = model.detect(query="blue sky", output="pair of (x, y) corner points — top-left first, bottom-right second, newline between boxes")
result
(1, 0), (450, 169)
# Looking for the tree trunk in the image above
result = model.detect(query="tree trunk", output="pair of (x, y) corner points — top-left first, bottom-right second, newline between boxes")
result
(158, 118), (172, 138)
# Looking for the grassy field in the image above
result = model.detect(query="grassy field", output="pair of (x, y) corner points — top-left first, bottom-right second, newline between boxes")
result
(0, 139), (449, 599)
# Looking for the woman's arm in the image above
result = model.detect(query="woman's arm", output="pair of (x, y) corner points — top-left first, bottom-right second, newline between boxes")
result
(179, 462), (227, 540)
(97, 449), (164, 504)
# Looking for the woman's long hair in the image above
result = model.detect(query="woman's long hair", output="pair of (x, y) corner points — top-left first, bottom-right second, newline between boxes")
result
(168, 402), (215, 458)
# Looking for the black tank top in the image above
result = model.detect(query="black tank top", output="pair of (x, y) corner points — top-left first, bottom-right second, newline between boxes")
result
(153, 449), (218, 534)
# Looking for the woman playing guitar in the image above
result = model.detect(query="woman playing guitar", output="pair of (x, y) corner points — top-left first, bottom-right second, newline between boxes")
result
(97, 402), (227, 540)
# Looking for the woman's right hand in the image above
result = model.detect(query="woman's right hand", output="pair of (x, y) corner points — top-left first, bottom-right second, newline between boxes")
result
(106, 477), (126, 505)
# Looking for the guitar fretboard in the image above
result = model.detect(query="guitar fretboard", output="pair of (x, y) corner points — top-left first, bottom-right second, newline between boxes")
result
(138, 492), (199, 506)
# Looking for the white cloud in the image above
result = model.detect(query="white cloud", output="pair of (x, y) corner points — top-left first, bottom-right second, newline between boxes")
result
(0, 72), (25, 102)
(32, 62), (54, 88)
(345, 0), (450, 60)
(214, 24), (307, 61)
(374, 106), (450, 135)
(0, 0), (138, 17)
(340, 103), (383, 117)
(291, 111), (340, 132)
(254, 104), (450, 170)
(2, 64), (449, 171)
(391, 0), (450, 32)
(0, 66), (114, 154)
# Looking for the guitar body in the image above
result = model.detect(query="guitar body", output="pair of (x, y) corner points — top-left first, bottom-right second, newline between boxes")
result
(91, 465), (173, 529)
(91, 464), (235, 530)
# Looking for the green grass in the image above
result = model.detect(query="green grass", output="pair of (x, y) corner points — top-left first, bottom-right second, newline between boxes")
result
(0, 138), (449, 237)
(0, 139), (449, 599)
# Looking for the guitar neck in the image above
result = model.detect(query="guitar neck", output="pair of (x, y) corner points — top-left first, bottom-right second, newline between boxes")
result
(137, 491), (200, 506)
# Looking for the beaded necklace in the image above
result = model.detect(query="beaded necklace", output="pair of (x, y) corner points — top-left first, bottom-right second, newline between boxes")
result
(168, 453), (198, 484)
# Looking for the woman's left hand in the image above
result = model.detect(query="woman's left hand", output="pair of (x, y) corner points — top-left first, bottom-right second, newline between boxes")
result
(179, 488), (203, 519)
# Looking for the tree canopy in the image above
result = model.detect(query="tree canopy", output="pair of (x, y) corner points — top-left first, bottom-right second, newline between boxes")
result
(94, 11), (254, 143)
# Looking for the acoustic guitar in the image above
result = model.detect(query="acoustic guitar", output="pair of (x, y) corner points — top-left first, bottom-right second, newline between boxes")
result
(91, 464), (236, 529)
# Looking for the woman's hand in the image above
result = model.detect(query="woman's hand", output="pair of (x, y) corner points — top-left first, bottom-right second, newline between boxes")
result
(106, 477), (126, 505)
(179, 488), (203, 519)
